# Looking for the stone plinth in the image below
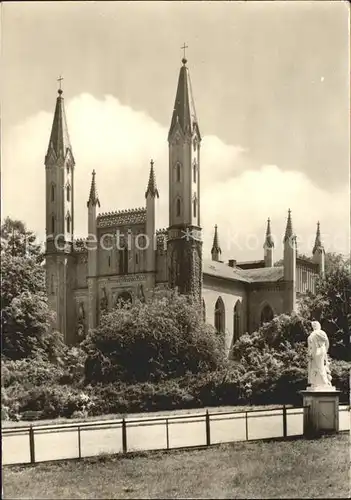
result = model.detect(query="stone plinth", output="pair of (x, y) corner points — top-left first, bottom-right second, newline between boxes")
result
(300, 388), (340, 438)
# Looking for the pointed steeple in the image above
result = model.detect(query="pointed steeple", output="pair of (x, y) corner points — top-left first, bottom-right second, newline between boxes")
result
(168, 56), (201, 140)
(283, 209), (295, 242)
(87, 170), (100, 207)
(211, 225), (222, 261)
(145, 160), (159, 198)
(263, 218), (274, 248)
(46, 88), (74, 161)
(312, 221), (324, 254)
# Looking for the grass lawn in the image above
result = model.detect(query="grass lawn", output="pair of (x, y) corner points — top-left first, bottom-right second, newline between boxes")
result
(4, 434), (350, 499)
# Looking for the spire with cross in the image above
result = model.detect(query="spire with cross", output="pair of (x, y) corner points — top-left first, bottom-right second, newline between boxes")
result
(57, 75), (64, 95)
(181, 43), (188, 64)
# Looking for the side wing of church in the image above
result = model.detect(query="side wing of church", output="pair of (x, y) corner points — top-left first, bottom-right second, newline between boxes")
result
(44, 55), (325, 355)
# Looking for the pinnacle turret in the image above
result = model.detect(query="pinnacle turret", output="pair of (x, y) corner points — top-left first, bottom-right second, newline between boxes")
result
(263, 218), (274, 248)
(211, 225), (222, 261)
(145, 160), (159, 199)
(87, 170), (100, 207)
(283, 209), (295, 243)
(312, 221), (324, 254)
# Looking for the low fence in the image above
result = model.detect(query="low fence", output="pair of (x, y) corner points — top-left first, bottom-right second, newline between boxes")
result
(2, 405), (350, 466)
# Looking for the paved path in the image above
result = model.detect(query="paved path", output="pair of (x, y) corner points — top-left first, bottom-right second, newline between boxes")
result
(2, 406), (349, 466)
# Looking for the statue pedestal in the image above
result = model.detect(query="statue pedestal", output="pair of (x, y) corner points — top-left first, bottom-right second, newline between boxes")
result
(299, 388), (340, 438)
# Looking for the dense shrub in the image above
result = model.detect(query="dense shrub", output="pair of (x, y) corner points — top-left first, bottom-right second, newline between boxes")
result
(83, 289), (225, 384)
(2, 357), (65, 389)
(2, 359), (349, 421)
(4, 384), (95, 420)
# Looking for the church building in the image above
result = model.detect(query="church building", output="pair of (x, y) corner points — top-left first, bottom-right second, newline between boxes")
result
(44, 54), (325, 356)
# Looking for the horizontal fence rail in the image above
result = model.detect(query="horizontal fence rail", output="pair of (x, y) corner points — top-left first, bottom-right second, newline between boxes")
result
(2, 405), (350, 466)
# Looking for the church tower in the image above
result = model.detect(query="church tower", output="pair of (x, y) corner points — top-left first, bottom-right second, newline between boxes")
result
(167, 51), (202, 301)
(45, 85), (76, 343)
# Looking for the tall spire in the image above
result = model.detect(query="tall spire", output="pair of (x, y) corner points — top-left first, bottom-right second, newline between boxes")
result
(46, 86), (73, 161)
(87, 170), (100, 207)
(145, 160), (159, 198)
(312, 221), (324, 254)
(283, 209), (294, 242)
(264, 218), (274, 248)
(211, 225), (222, 261)
(168, 52), (201, 140)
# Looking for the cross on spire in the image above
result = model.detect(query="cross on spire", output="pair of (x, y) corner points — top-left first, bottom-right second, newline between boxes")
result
(181, 43), (188, 64)
(57, 75), (64, 94)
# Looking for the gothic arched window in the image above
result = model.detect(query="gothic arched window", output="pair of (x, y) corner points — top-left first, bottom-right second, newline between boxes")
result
(176, 198), (181, 217)
(193, 198), (197, 218)
(123, 247), (129, 273)
(214, 297), (225, 334)
(119, 249), (124, 274)
(66, 185), (71, 202)
(66, 215), (71, 233)
(51, 184), (55, 202)
(176, 162), (181, 182)
(119, 246), (129, 274)
(261, 304), (274, 325)
(193, 161), (197, 183)
(233, 300), (241, 343)
(202, 298), (206, 322)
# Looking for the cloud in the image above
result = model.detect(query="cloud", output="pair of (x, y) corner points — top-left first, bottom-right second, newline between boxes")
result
(2, 93), (349, 262)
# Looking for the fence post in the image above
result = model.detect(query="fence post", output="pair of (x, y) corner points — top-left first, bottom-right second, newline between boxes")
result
(283, 405), (287, 438)
(78, 426), (82, 459)
(245, 412), (249, 441)
(29, 425), (35, 464)
(122, 418), (127, 454)
(166, 419), (169, 450)
(205, 410), (211, 446)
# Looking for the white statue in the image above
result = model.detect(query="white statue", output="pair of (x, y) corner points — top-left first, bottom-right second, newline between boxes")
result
(307, 321), (334, 391)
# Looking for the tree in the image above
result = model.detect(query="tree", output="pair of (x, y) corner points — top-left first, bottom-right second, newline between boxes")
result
(299, 258), (350, 360)
(1, 218), (63, 360)
(83, 288), (225, 384)
(1, 217), (44, 263)
(325, 252), (350, 273)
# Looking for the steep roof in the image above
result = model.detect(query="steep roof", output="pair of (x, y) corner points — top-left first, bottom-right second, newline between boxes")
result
(203, 259), (284, 284)
(236, 260), (265, 270)
(168, 58), (200, 140)
(239, 266), (284, 283)
(203, 259), (250, 284)
(46, 89), (74, 161)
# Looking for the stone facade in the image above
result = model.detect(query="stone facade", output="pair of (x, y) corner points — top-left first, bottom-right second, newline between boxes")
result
(44, 56), (323, 356)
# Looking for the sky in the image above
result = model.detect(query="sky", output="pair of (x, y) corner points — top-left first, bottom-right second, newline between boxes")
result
(2, 0), (350, 262)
